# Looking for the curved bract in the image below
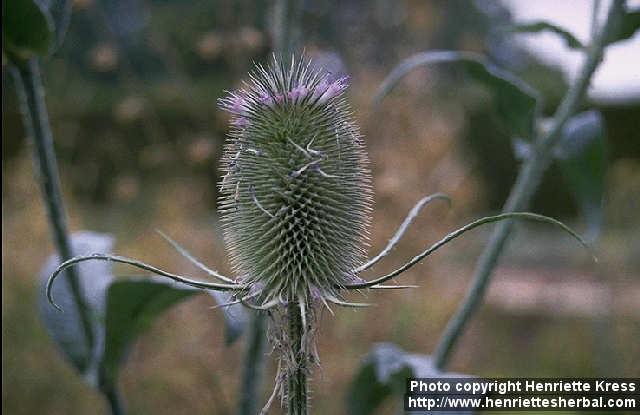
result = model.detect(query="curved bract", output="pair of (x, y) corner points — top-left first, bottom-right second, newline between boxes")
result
(218, 56), (373, 305)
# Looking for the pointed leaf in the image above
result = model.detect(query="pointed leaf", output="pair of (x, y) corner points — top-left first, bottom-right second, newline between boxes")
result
(502, 21), (584, 49)
(374, 51), (539, 139)
(347, 342), (472, 415)
(554, 110), (607, 240)
(100, 278), (198, 386)
(2, 0), (53, 62)
(209, 291), (248, 345)
(38, 231), (115, 384)
(607, 6), (640, 45)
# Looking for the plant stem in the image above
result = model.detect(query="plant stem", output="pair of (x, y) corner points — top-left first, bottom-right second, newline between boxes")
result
(237, 313), (267, 415)
(12, 59), (95, 367)
(287, 301), (308, 415)
(273, 0), (302, 56)
(104, 384), (126, 415)
(432, 0), (625, 371)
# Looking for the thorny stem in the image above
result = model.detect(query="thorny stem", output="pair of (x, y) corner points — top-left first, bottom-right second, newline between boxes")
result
(11, 59), (96, 368)
(432, 0), (625, 370)
(287, 300), (308, 415)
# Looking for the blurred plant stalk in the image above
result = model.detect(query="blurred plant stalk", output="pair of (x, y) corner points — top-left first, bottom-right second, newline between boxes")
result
(432, 0), (625, 370)
(272, 0), (302, 58)
(11, 58), (96, 367)
(237, 312), (267, 415)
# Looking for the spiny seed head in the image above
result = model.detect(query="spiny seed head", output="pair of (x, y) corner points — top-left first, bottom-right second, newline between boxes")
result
(218, 55), (372, 304)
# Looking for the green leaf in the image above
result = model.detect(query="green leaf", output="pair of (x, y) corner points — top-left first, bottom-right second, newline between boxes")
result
(374, 51), (539, 140)
(2, 0), (53, 62)
(502, 21), (584, 49)
(38, 232), (115, 382)
(607, 6), (640, 44)
(554, 111), (607, 241)
(100, 278), (198, 387)
(40, 232), (237, 405)
(347, 343), (472, 415)
(209, 291), (248, 345)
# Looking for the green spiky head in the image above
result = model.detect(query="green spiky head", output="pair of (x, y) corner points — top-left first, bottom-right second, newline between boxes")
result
(218, 56), (372, 304)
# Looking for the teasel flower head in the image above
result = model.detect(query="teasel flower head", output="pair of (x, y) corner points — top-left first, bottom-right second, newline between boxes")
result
(218, 55), (373, 307)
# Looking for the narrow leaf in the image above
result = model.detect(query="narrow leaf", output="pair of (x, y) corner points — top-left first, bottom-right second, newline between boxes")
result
(502, 21), (584, 49)
(554, 110), (607, 240)
(374, 51), (539, 139)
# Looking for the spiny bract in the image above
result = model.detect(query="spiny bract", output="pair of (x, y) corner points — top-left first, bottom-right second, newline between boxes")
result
(218, 56), (372, 306)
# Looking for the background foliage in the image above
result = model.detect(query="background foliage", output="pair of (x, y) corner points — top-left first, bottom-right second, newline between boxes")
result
(3, 0), (639, 414)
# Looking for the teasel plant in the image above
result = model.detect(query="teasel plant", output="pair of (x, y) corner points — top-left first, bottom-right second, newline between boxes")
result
(43, 54), (597, 414)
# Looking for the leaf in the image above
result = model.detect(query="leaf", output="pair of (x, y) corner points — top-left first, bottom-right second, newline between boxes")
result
(209, 291), (248, 345)
(40, 232), (204, 393)
(347, 342), (472, 415)
(2, 0), (53, 62)
(38, 231), (115, 382)
(35, 0), (72, 52)
(607, 6), (640, 45)
(40, 231), (240, 406)
(502, 21), (584, 49)
(374, 51), (539, 140)
(554, 110), (607, 241)
(99, 278), (198, 387)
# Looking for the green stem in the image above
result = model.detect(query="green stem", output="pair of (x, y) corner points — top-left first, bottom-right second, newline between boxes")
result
(273, 0), (302, 55)
(287, 301), (308, 415)
(432, 0), (625, 371)
(12, 59), (95, 368)
(237, 313), (267, 415)
(104, 384), (126, 415)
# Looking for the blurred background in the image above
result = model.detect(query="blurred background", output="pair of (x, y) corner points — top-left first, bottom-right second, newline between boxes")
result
(2, 0), (639, 414)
